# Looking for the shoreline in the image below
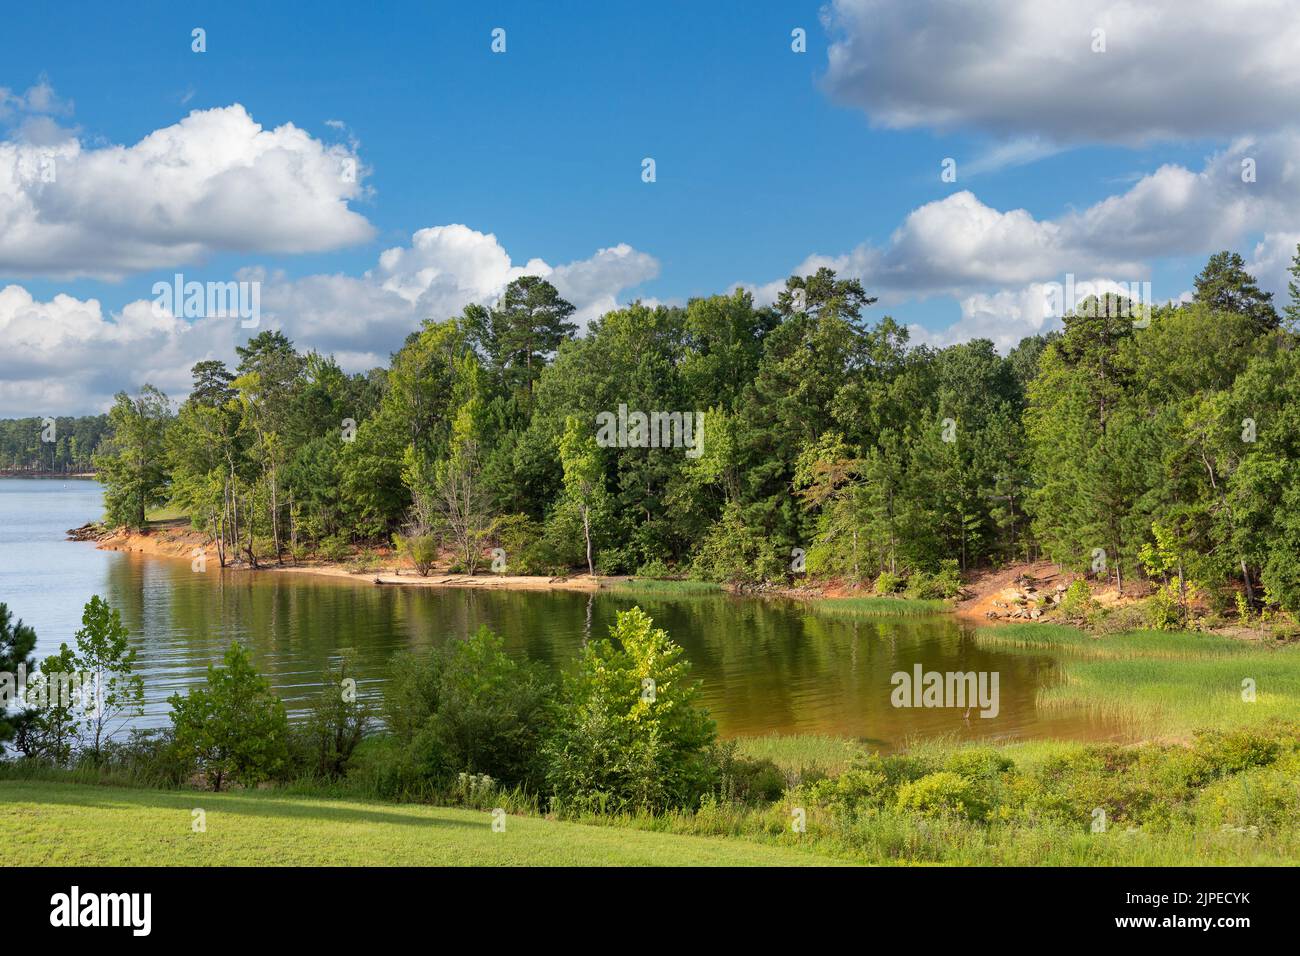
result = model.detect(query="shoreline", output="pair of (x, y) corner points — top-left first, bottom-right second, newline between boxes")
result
(79, 523), (608, 592)
(73, 522), (1281, 640)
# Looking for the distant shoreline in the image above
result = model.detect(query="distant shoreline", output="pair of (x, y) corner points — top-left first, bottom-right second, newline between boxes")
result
(0, 472), (97, 479)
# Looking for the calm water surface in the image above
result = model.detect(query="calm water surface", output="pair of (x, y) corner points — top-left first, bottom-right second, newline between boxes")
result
(0, 479), (1117, 748)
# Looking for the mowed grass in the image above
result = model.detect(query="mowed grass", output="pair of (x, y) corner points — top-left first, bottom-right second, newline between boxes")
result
(977, 623), (1300, 738)
(0, 781), (847, 867)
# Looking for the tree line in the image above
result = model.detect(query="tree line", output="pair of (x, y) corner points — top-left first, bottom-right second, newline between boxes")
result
(88, 246), (1300, 614)
(0, 415), (109, 474)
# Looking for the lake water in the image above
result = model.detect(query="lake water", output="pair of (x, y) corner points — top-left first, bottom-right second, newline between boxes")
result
(0, 478), (1116, 748)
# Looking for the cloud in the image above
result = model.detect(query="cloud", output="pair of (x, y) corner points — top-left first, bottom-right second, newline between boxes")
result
(0, 225), (659, 415)
(906, 277), (1169, 353)
(822, 0), (1300, 143)
(0, 76), (73, 120)
(0, 104), (373, 279)
(750, 130), (1300, 308)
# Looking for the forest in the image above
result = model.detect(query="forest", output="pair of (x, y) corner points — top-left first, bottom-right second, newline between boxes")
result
(82, 247), (1300, 617)
(0, 415), (109, 474)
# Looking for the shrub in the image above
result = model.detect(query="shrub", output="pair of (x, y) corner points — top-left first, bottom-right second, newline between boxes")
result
(387, 627), (554, 791)
(393, 533), (438, 576)
(295, 656), (373, 780)
(709, 741), (786, 805)
(904, 560), (963, 600)
(546, 607), (717, 813)
(1196, 755), (1300, 831)
(318, 534), (351, 562)
(895, 771), (987, 820)
(168, 642), (290, 791)
(873, 571), (904, 595)
(635, 557), (674, 579)
(489, 513), (544, 575)
(690, 502), (783, 585)
(808, 767), (892, 814)
(1058, 579), (1094, 623)
(1145, 586), (1183, 631)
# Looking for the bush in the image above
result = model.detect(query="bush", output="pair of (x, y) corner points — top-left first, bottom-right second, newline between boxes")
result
(904, 560), (962, 600)
(690, 502), (783, 585)
(709, 741), (786, 805)
(393, 533), (438, 576)
(294, 656), (373, 780)
(546, 607), (717, 813)
(168, 642), (290, 791)
(1196, 755), (1300, 831)
(895, 771), (988, 821)
(1145, 586), (1183, 631)
(635, 557), (674, 579)
(1058, 579), (1094, 623)
(387, 627), (554, 791)
(489, 513), (544, 575)
(873, 571), (904, 595)
(318, 534), (351, 562)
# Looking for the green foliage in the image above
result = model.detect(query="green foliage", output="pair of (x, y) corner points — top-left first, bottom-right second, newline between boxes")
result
(168, 642), (290, 791)
(393, 532), (438, 575)
(385, 627), (554, 792)
(690, 501), (784, 585)
(904, 560), (963, 599)
(0, 604), (38, 745)
(873, 570), (903, 594)
(296, 656), (372, 780)
(1058, 579), (1095, 623)
(60, 252), (1300, 616)
(95, 385), (172, 529)
(546, 607), (717, 813)
(73, 596), (144, 759)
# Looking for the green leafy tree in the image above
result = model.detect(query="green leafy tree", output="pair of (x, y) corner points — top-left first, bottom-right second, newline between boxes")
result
(169, 642), (290, 791)
(546, 607), (716, 813)
(299, 655), (372, 780)
(17, 644), (81, 763)
(558, 415), (608, 575)
(1285, 241), (1300, 330)
(96, 385), (173, 529)
(74, 595), (144, 760)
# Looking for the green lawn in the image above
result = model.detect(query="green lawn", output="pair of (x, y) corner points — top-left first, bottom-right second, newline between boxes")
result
(0, 781), (846, 866)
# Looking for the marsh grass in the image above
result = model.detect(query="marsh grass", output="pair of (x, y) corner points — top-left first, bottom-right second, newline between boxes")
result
(602, 578), (723, 596)
(977, 624), (1300, 738)
(809, 596), (950, 618)
(733, 734), (865, 777)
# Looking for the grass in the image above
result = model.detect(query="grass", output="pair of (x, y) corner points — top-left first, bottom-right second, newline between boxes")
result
(809, 595), (950, 618)
(977, 623), (1300, 738)
(734, 734), (865, 776)
(0, 780), (846, 866)
(602, 578), (723, 595)
(143, 504), (188, 522)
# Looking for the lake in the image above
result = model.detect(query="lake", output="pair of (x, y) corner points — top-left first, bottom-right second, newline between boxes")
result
(0, 478), (1116, 748)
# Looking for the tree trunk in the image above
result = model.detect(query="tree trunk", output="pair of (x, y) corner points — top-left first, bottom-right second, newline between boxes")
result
(582, 505), (594, 576)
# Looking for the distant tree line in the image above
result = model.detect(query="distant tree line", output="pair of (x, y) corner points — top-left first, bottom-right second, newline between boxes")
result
(88, 245), (1300, 613)
(0, 415), (109, 473)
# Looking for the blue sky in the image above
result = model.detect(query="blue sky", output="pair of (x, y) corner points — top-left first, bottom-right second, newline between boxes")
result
(2, 0), (1298, 415)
